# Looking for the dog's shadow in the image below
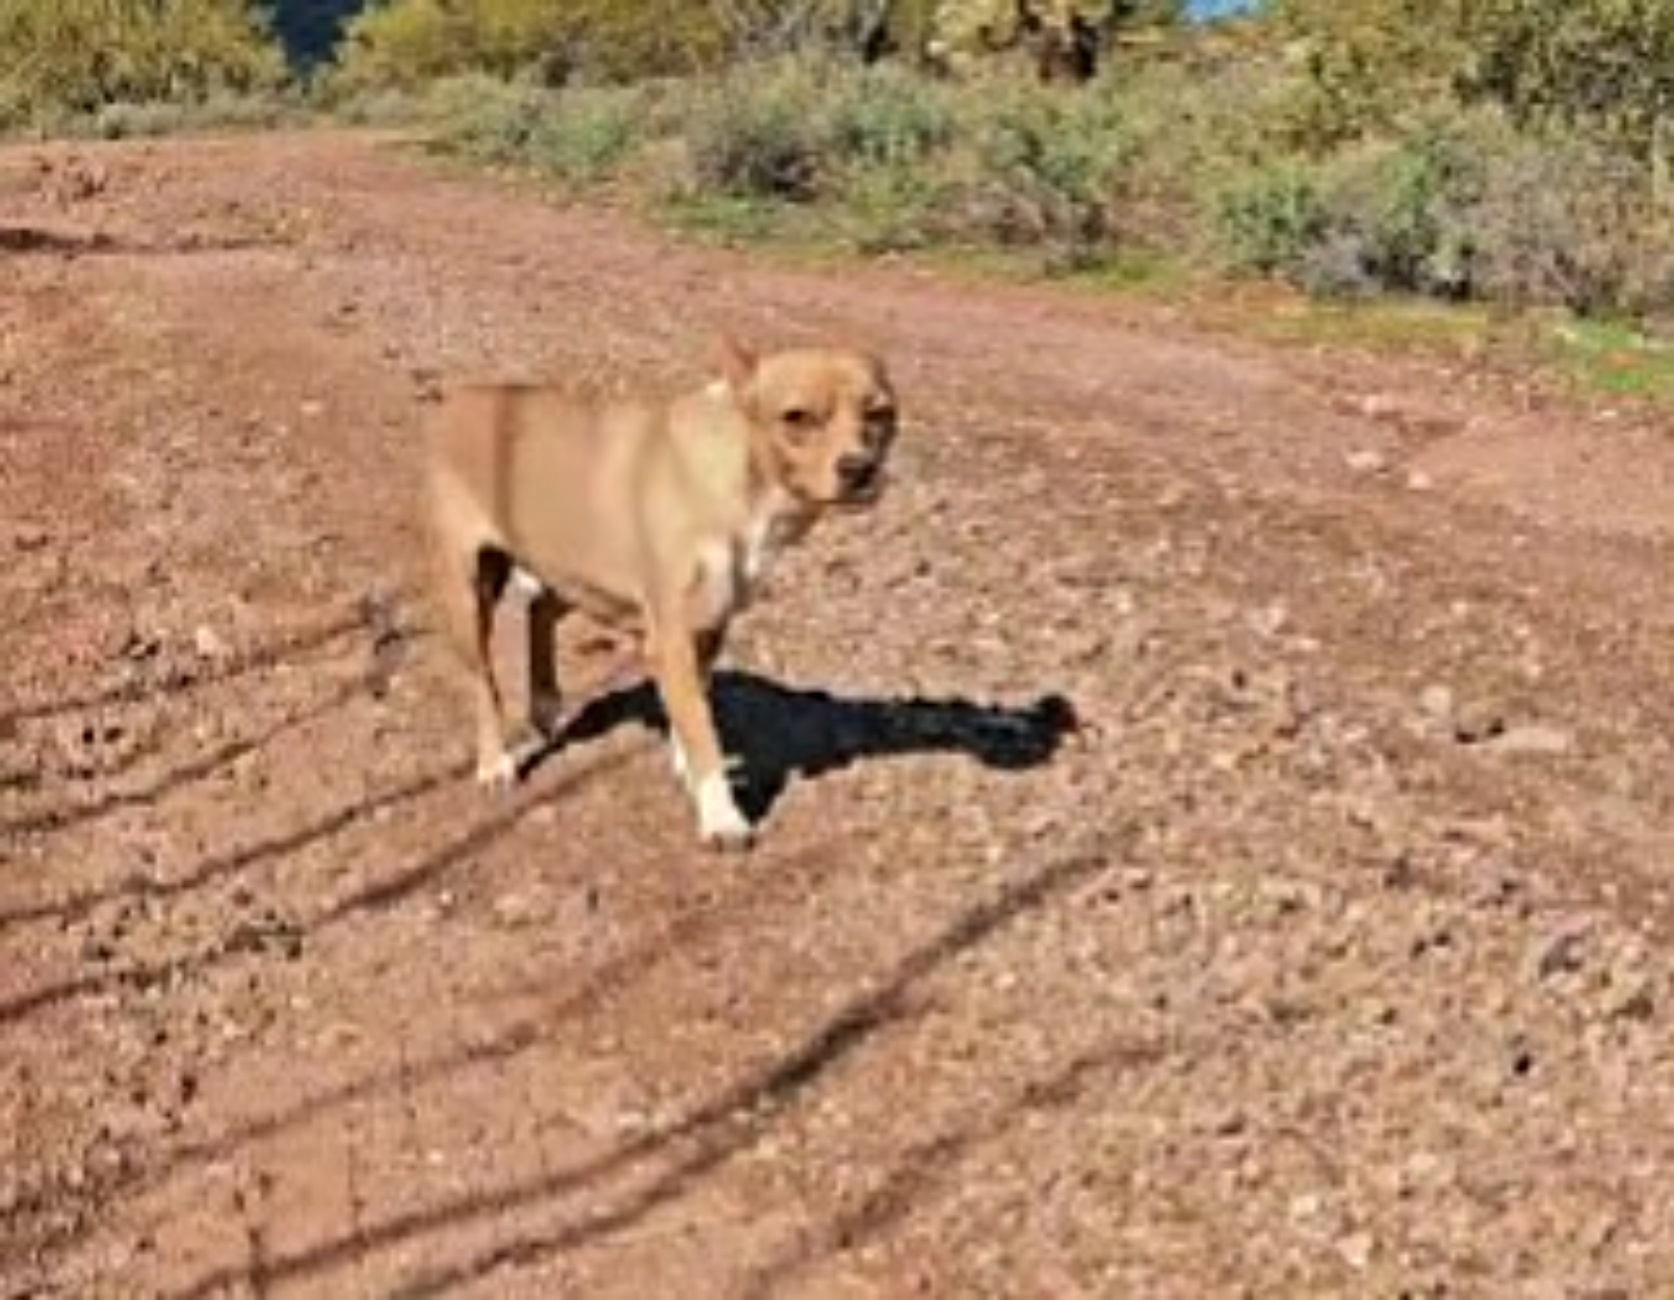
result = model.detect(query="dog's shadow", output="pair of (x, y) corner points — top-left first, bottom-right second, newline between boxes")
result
(543, 670), (1078, 823)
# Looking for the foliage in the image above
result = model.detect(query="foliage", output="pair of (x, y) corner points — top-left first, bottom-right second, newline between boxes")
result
(950, 78), (1130, 260)
(0, 0), (285, 123)
(13, 0), (1674, 322)
(679, 64), (833, 200)
(1265, 0), (1471, 148)
(332, 0), (937, 91)
(1459, 0), (1674, 162)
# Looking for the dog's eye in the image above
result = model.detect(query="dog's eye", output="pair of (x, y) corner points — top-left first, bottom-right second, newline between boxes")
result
(782, 407), (818, 431)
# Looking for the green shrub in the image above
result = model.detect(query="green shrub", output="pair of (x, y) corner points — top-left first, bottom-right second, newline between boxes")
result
(680, 66), (831, 202)
(86, 90), (302, 140)
(332, 0), (728, 93)
(1211, 162), (1328, 276)
(527, 84), (644, 182)
(1205, 98), (1674, 317)
(424, 73), (555, 164)
(834, 163), (946, 252)
(1463, 134), (1674, 315)
(0, 0), (285, 125)
(824, 63), (952, 169)
(935, 77), (1128, 264)
(404, 40), (1674, 319)
(1287, 128), (1480, 298)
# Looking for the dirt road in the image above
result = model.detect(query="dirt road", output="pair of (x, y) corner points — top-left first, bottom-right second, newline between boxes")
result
(3, 129), (1673, 1298)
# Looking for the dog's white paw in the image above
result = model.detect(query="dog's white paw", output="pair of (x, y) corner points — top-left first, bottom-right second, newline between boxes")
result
(509, 566), (548, 600)
(695, 771), (753, 851)
(476, 749), (520, 791)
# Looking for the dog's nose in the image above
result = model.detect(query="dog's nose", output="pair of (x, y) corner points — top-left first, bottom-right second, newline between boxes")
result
(838, 453), (880, 491)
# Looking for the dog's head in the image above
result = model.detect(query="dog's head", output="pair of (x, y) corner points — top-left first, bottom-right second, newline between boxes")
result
(713, 336), (898, 510)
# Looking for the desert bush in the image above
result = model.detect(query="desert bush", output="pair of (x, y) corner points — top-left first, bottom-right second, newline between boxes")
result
(1463, 134), (1674, 315)
(1211, 161), (1327, 277)
(424, 74), (649, 183)
(1265, 0), (1471, 150)
(423, 73), (557, 163)
(929, 76), (1128, 263)
(1211, 118), (1483, 297)
(331, 0), (548, 90)
(526, 84), (646, 181)
(1458, 0), (1674, 164)
(679, 63), (834, 201)
(406, 24), (1674, 318)
(824, 61), (952, 168)
(834, 162), (946, 250)
(85, 90), (304, 140)
(1297, 126), (1482, 297)
(333, 0), (919, 92)
(1204, 96), (1674, 317)
(0, 0), (285, 125)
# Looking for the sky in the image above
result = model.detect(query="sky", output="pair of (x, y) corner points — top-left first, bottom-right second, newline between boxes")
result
(1188, 0), (1262, 16)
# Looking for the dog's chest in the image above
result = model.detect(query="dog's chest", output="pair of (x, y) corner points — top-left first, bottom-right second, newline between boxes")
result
(691, 514), (786, 628)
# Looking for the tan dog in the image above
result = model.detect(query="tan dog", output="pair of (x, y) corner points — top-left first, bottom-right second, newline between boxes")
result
(423, 337), (899, 849)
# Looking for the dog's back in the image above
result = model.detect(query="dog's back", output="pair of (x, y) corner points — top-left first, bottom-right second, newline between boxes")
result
(426, 381), (665, 602)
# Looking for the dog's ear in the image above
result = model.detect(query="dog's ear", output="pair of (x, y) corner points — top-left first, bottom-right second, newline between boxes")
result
(710, 333), (759, 395)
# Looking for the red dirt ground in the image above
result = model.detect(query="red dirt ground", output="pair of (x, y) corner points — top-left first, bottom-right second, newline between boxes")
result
(3, 129), (1674, 1299)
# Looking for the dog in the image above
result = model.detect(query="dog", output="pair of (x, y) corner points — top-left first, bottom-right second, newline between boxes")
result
(422, 335), (899, 850)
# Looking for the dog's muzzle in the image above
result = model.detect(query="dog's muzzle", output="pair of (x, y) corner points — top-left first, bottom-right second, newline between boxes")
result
(837, 453), (885, 503)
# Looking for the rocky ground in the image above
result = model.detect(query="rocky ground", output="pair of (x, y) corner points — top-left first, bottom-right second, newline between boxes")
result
(2, 129), (1673, 1299)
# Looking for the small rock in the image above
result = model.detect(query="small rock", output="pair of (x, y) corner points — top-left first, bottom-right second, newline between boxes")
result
(1487, 724), (1573, 758)
(1338, 1231), (1375, 1270)
(1418, 683), (1455, 722)
(1406, 470), (1435, 492)
(1247, 602), (1289, 637)
(192, 625), (230, 660)
(1603, 975), (1656, 1022)
(1531, 926), (1588, 981)
(121, 630), (162, 662)
(491, 891), (541, 928)
(1345, 448), (1388, 475)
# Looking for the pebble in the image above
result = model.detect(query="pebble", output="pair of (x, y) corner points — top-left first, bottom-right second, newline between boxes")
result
(1419, 683), (1455, 722)
(193, 625), (230, 660)
(491, 891), (543, 928)
(1486, 724), (1573, 757)
(1338, 1231), (1375, 1270)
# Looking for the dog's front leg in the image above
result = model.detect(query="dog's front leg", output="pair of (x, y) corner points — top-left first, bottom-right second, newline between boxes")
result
(648, 616), (751, 851)
(666, 625), (725, 787)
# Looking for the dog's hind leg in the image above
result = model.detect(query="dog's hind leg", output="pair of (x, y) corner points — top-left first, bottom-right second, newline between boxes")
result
(434, 539), (518, 789)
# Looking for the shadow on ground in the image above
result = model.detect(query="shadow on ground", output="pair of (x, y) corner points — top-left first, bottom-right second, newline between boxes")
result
(532, 669), (1080, 823)
(166, 848), (1118, 1299)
